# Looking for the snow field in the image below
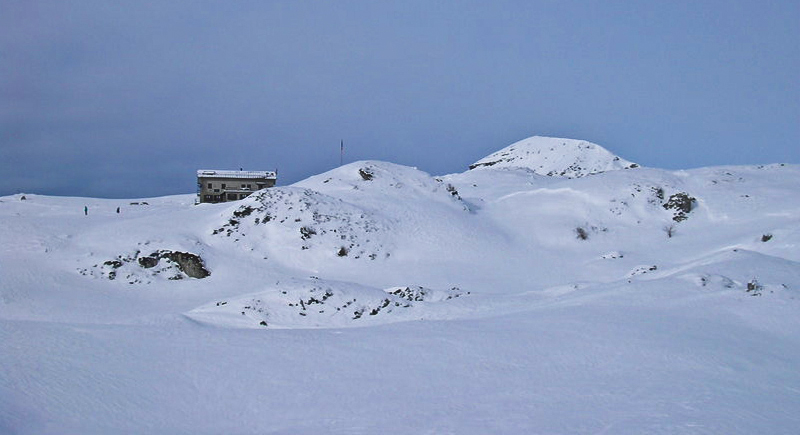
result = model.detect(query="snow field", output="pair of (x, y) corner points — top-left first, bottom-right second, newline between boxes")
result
(2, 136), (799, 433)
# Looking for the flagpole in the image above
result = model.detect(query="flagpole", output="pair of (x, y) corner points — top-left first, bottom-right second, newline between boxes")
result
(340, 140), (344, 166)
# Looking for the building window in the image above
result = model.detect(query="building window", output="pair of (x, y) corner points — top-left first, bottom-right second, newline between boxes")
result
(240, 194), (248, 199)
(204, 195), (212, 201)
(214, 189), (219, 192)
(241, 184), (246, 188)
(221, 183), (226, 189)
(227, 193), (237, 201)
(247, 184), (252, 189)
(207, 183), (212, 189)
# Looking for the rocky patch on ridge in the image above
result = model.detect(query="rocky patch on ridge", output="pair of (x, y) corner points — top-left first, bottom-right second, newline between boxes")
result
(79, 249), (209, 284)
(213, 187), (393, 260)
(186, 278), (468, 329)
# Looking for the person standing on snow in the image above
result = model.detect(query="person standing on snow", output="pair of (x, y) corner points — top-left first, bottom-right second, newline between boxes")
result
(84, 205), (88, 216)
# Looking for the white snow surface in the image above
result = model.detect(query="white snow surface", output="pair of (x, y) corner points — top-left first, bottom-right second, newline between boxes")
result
(2, 137), (800, 434)
(470, 135), (638, 177)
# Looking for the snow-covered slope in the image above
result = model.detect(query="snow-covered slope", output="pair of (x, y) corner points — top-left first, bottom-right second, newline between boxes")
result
(469, 135), (638, 177)
(2, 138), (800, 434)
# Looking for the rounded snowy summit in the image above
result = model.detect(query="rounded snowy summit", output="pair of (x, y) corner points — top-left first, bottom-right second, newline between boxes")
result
(470, 136), (638, 178)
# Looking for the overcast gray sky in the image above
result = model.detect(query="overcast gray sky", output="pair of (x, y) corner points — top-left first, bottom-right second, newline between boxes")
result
(2, 0), (798, 198)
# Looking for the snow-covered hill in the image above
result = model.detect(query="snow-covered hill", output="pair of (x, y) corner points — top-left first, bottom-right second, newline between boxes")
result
(469, 135), (638, 177)
(2, 136), (799, 434)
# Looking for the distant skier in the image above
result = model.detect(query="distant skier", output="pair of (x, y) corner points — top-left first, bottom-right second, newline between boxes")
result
(116, 207), (120, 214)
(84, 205), (88, 216)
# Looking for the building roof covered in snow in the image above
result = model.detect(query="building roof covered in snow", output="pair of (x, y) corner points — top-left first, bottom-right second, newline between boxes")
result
(197, 170), (277, 180)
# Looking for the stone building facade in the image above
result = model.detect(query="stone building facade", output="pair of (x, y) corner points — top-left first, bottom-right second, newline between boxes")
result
(196, 170), (276, 203)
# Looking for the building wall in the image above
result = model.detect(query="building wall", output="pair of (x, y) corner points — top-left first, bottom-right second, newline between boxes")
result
(197, 176), (276, 203)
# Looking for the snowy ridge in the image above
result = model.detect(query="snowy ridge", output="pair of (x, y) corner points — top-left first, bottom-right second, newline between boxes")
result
(295, 160), (470, 213)
(208, 161), (480, 269)
(186, 278), (468, 329)
(470, 135), (638, 177)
